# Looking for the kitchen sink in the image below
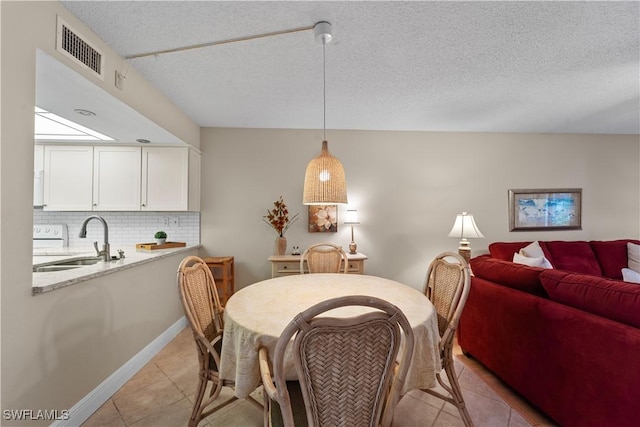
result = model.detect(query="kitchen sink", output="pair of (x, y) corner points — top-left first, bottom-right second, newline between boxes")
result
(33, 265), (83, 272)
(53, 257), (103, 266)
(33, 256), (102, 273)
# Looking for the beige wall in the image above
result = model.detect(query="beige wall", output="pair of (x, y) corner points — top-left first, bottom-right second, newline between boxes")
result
(1, 2), (199, 420)
(199, 128), (640, 289)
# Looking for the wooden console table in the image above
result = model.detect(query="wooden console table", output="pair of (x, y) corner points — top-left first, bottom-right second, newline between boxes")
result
(268, 253), (368, 278)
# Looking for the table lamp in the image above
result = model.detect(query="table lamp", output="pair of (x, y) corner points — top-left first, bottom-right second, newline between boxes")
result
(344, 209), (360, 254)
(448, 212), (484, 263)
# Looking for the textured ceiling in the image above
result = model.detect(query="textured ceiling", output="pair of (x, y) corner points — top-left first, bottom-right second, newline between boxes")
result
(60, 1), (640, 135)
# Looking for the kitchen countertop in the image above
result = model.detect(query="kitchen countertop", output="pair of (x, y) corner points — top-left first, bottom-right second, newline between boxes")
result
(32, 244), (201, 295)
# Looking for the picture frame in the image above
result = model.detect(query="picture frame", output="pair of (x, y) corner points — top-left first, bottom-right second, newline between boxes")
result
(508, 188), (582, 231)
(308, 205), (338, 233)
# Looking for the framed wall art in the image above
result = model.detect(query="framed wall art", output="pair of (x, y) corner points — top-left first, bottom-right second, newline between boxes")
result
(508, 188), (582, 231)
(308, 205), (337, 232)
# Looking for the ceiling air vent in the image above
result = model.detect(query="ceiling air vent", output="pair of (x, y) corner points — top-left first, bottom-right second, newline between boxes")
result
(56, 16), (105, 80)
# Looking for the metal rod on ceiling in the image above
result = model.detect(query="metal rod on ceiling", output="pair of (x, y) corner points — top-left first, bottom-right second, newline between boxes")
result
(124, 24), (316, 60)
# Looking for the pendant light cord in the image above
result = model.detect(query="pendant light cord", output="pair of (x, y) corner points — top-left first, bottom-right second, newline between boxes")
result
(323, 41), (327, 141)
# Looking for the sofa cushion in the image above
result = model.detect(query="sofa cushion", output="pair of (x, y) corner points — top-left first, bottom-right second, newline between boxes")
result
(590, 240), (640, 280)
(543, 241), (602, 276)
(470, 255), (547, 297)
(540, 269), (640, 328)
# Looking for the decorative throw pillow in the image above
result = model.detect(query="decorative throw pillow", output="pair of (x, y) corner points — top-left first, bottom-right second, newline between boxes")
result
(622, 268), (640, 284)
(513, 252), (547, 268)
(519, 241), (553, 269)
(628, 242), (640, 273)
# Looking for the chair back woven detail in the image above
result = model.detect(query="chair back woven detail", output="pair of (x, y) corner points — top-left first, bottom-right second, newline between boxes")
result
(300, 242), (348, 274)
(420, 251), (474, 427)
(260, 295), (414, 427)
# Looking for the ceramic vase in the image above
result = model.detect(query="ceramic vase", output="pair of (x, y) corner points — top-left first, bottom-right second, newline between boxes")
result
(276, 236), (287, 256)
(155, 238), (166, 245)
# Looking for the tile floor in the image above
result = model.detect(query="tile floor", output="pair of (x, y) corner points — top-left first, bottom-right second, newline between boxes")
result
(82, 327), (558, 427)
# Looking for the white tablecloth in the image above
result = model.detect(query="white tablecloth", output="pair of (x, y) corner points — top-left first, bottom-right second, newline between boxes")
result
(219, 274), (441, 398)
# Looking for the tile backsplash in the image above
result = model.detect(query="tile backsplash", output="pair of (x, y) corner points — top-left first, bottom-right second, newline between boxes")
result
(33, 210), (200, 247)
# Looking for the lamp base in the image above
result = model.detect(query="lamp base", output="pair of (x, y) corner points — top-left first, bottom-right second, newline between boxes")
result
(349, 241), (358, 254)
(458, 240), (471, 264)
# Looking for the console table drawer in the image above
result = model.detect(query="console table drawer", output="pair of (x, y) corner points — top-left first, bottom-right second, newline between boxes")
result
(346, 260), (364, 274)
(272, 261), (302, 276)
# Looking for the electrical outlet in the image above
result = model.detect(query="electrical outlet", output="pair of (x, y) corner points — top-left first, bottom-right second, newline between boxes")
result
(162, 217), (169, 226)
(170, 217), (180, 227)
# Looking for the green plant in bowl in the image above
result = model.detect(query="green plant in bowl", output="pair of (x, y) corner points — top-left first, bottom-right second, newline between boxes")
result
(154, 231), (167, 245)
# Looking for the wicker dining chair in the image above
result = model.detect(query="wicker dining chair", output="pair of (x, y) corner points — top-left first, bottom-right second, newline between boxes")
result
(420, 251), (474, 427)
(300, 242), (348, 273)
(259, 295), (414, 427)
(177, 255), (260, 427)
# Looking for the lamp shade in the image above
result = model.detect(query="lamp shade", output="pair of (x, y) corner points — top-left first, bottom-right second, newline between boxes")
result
(344, 209), (359, 224)
(303, 140), (348, 205)
(448, 212), (484, 239)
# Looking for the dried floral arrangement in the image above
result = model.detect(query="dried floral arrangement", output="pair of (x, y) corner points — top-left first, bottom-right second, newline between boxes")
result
(263, 196), (299, 237)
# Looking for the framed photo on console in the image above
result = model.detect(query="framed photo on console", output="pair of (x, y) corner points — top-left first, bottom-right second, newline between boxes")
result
(508, 188), (582, 231)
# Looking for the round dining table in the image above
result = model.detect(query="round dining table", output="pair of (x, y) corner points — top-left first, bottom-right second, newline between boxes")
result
(219, 273), (441, 398)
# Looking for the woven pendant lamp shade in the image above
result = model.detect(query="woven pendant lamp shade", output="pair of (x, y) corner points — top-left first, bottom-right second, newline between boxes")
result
(303, 140), (348, 205)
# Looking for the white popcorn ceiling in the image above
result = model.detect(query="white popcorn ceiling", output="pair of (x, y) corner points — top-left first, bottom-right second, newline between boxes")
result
(61, 1), (639, 134)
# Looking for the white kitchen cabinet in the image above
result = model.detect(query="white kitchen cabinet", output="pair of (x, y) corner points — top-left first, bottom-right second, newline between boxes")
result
(188, 148), (201, 211)
(93, 146), (141, 211)
(142, 147), (190, 211)
(34, 145), (44, 206)
(43, 145), (94, 211)
(41, 145), (199, 212)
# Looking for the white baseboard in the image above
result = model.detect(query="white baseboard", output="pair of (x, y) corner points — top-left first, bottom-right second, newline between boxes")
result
(51, 316), (188, 427)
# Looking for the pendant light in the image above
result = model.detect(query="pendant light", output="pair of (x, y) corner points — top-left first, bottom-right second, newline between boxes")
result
(303, 21), (348, 205)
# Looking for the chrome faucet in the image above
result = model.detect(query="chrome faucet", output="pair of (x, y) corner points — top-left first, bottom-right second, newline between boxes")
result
(79, 215), (111, 262)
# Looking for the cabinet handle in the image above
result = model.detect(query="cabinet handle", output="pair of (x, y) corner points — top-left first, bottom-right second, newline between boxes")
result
(93, 204), (97, 207)
(141, 204), (146, 207)
(283, 266), (287, 269)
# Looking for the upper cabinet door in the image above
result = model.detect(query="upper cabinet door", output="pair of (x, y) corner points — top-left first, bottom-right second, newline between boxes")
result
(141, 147), (189, 211)
(43, 145), (94, 211)
(93, 146), (142, 211)
(34, 145), (45, 207)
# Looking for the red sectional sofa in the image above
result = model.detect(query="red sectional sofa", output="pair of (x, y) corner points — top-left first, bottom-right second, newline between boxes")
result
(457, 240), (640, 427)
